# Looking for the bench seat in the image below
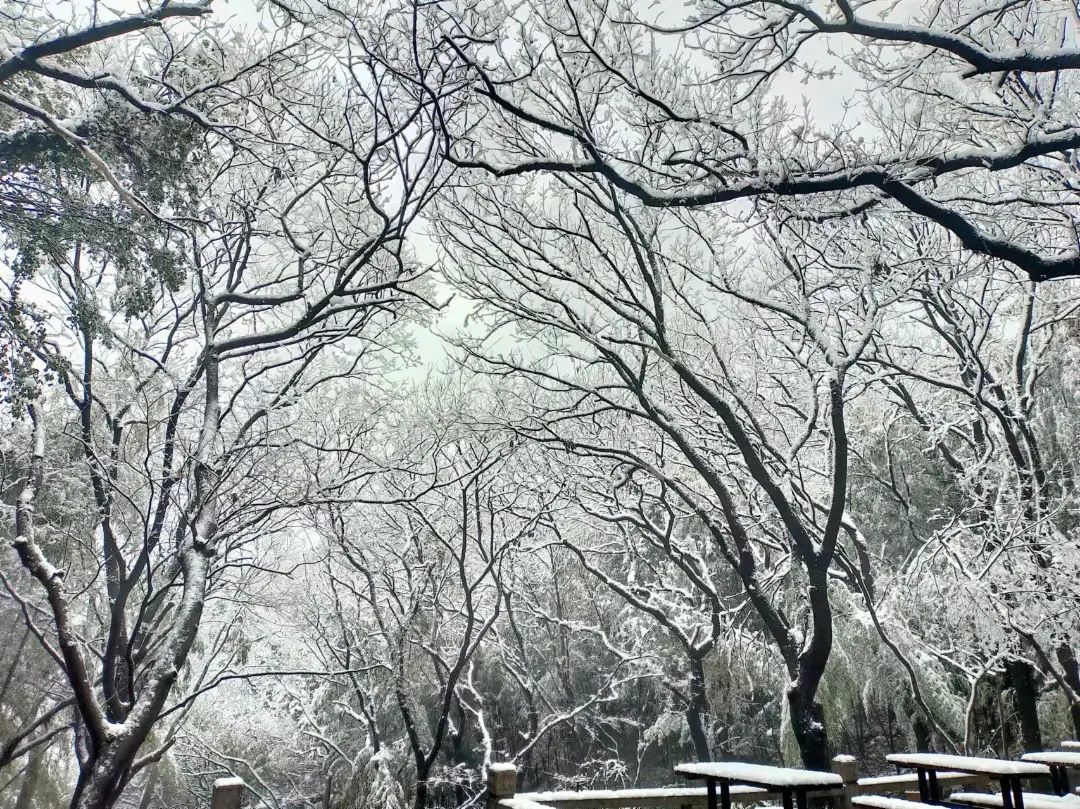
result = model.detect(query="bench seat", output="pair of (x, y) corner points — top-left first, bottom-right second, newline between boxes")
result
(951, 792), (1080, 809)
(852, 796), (938, 809)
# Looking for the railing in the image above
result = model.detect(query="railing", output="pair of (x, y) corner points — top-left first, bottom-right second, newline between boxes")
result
(208, 742), (1080, 809)
(485, 756), (995, 809)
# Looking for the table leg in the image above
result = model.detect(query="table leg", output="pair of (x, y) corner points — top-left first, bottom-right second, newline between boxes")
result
(795, 789), (808, 809)
(1051, 766), (1070, 797)
(721, 780), (731, 809)
(783, 788), (794, 809)
(1010, 777), (1024, 809)
(928, 770), (940, 803)
(707, 780), (717, 809)
(917, 770), (929, 803)
(999, 778), (1014, 809)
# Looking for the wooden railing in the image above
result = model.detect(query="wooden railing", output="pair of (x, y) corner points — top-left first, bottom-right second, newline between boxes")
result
(486, 756), (995, 809)
(207, 742), (1080, 809)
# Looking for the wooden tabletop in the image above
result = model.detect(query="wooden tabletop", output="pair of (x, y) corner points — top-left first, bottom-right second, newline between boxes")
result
(887, 754), (1050, 777)
(675, 762), (844, 789)
(1022, 752), (1080, 767)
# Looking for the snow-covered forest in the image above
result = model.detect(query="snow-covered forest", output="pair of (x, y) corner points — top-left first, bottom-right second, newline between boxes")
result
(3, 2), (1080, 809)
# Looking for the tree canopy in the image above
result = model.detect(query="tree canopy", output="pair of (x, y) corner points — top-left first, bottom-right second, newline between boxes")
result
(3, 3), (1080, 809)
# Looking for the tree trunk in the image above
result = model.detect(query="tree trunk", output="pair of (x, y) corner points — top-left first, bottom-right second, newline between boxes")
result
(412, 772), (428, 809)
(1006, 658), (1043, 753)
(911, 709), (932, 753)
(14, 750), (44, 809)
(786, 565), (834, 771)
(686, 655), (712, 761)
(321, 774), (333, 809)
(788, 683), (831, 770)
(1056, 643), (1080, 738)
(71, 748), (128, 809)
(136, 765), (160, 809)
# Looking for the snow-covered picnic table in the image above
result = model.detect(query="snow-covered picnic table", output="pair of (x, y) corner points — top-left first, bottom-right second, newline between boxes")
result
(1062, 744), (1080, 752)
(1021, 752), (1080, 796)
(886, 754), (1050, 809)
(675, 762), (843, 809)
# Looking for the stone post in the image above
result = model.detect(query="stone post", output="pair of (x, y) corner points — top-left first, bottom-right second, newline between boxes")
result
(211, 777), (246, 809)
(832, 754), (858, 809)
(487, 764), (518, 809)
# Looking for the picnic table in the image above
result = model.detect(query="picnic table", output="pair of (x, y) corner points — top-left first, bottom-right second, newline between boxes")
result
(1021, 752), (1080, 796)
(675, 762), (843, 809)
(1062, 744), (1080, 753)
(886, 754), (1050, 809)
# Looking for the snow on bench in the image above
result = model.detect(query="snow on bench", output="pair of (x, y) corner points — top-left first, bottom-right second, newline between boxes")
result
(852, 796), (936, 809)
(675, 763), (843, 789)
(1023, 753), (1080, 768)
(501, 799), (558, 809)
(516, 785), (767, 809)
(951, 793), (1080, 809)
(887, 754), (1050, 777)
(520, 787), (763, 801)
(856, 772), (982, 790)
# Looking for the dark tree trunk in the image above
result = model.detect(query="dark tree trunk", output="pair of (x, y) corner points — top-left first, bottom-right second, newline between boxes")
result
(1006, 659), (1043, 753)
(788, 684), (831, 770)
(413, 770), (428, 809)
(71, 745), (130, 809)
(686, 655), (712, 761)
(786, 564), (834, 771)
(911, 710), (932, 753)
(321, 774), (333, 809)
(1057, 643), (1080, 739)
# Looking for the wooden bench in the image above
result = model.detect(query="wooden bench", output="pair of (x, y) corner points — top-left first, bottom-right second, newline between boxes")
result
(951, 793), (1080, 809)
(500, 800), (558, 809)
(855, 772), (990, 794)
(515, 786), (766, 809)
(853, 796), (936, 809)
